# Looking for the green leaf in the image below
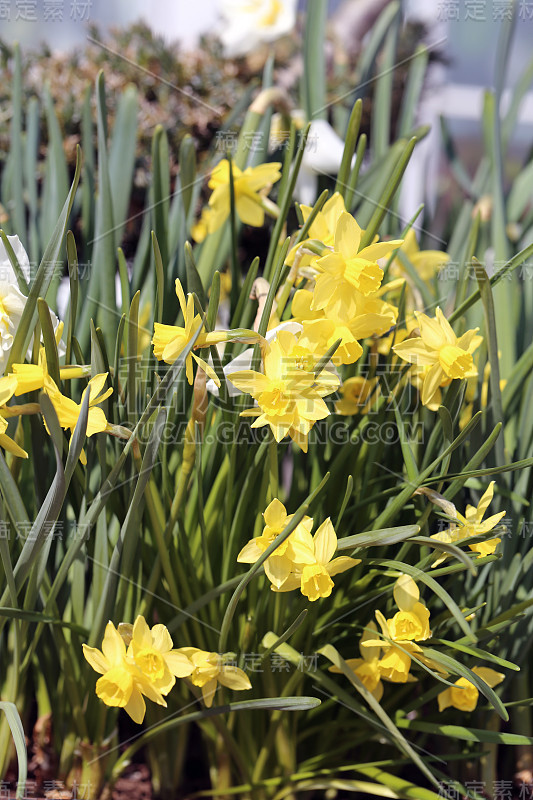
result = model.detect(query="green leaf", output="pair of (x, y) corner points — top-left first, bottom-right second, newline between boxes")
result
(302, 0), (328, 120)
(396, 718), (533, 746)
(7, 147), (82, 371)
(179, 134), (196, 221)
(0, 702), (27, 799)
(335, 100), (362, 197)
(358, 137), (417, 250)
(37, 299), (60, 386)
(318, 644), (440, 790)
(41, 84), (69, 254)
(9, 44), (26, 242)
(185, 240), (206, 308)
(90, 405), (169, 644)
(110, 696), (321, 787)
(108, 84), (138, 247)
(337, 525), (420, 550)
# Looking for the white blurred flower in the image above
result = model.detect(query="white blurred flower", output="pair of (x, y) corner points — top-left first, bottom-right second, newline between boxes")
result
(0, 235), (65, 374)
(295, 119), (354, 206)
(0, 235), (31, 375)
(219, 0), (297, 57)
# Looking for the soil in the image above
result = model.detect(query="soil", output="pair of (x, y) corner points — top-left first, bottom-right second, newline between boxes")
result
(1, 763), (153, 800)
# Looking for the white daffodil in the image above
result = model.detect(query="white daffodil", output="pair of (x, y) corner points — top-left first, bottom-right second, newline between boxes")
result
(0, 235), (65, 374)
(0, 235), (31, 375)
(295, 119), (357, 206)
(218, 0), (297, 57)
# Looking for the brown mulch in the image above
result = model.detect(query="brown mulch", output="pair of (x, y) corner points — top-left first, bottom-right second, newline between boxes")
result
(1, 763), (153, 800)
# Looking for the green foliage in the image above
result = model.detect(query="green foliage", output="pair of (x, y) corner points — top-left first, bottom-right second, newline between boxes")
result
(0, 7), (533, 800)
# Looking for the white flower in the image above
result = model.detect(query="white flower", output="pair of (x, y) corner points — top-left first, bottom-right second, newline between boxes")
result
(0, 235), (65, 375)
(0, 236), (31, 375)
(295, 119), (356, 206)
(218, 0), (297, 57)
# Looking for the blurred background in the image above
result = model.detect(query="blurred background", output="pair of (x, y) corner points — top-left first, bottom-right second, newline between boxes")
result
(1, 0), (532, 235)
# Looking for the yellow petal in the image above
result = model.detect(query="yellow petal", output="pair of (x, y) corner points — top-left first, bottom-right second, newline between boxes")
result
(476, 481), (496, 520)
(123, 687), (147, 724)
(334, 212), (360, 259)
(151, 624), (174, 653)
(201, 678), (218, 707)
(101, 622), (127, 666)
(218, 666), (252, 691)
(132, 615), (152, 649)
(471, 666), (504, 688)
(327, 556), (360, 576)
(82, 644), (109, 675)
(164, 651), (194, 678)
(0, 433), (28, 459)
(360, 240), (403, 261)
(236, 194), (265, 227)
(421, 363), (445, 407)
(264, 555), (292, 589)
(237, 539), (264, 563)
(263, 498), (287, 529)
(312, 518), (337, 565)
(393, 574), (419, 612)
(437, 688), (453, 712)
(191, 353), (221, 387)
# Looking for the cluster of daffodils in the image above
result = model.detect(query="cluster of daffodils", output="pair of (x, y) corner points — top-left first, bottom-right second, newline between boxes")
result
(83, 616), (251, 722)
(0, 235), (117, 461)
(331, 575), (504, 711)
(237, 498), (359, 601)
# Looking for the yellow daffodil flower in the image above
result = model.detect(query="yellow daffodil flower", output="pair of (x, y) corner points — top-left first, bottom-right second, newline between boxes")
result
(312, 212), (403, 316)
(329, 622), (385, 701)
(204, 159), (282, 235)
(392, 307), (481, 407)
(82, 622), (167, 724)
(387, 229), (450, 282)
(0, 374), (28, 457)
(152, 279), (225, 386)
(11, 326), (87, 395)
(176, 647), (251, 708)
(431, 481), (505, 559)
(292, 288), (397, 366)
(227, 329), (339, 452)
(298, 318), (363, 367)
(335, 376), (379, 416)
(191, 207), (211, 243)
(285, 192), (346, 271)
(44, 373), (112, 463)
(363, 575), (434, 683)
(237, 498), (316, 588)
(272, 517), (360, 601)
(438, 666), (504, 712)
(45, 373), (112, 437)
(119, 616), (194, 696)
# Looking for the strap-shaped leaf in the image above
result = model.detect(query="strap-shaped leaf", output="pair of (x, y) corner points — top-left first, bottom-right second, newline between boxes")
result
(0, 702), (27, 799)
(6, 147), (81, 371)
